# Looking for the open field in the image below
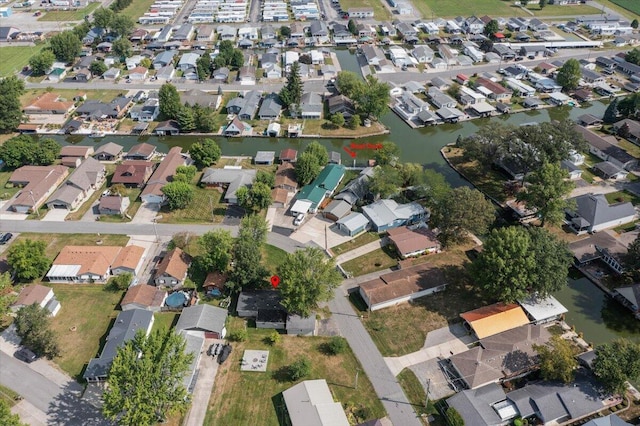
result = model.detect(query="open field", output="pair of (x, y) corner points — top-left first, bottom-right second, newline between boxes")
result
(38, 3), (99, 21)
(340, 0), (391, 20)
(412, 0), (528, 18)
(0, 45), (45, 77)
(608, 0), (640, 16)
(20, 88), (123, 107)
(353, 244), (489, 357)
(48, 284), (124, 380)
(14, 233), (129, 258)
(331, 232), (381, 256)
(157, 173), (225, 224)
(341, 245), (398, 277)
(525, 4), (602, 16)
(118, 0), (157, 20)
(206, 317), (385, 425)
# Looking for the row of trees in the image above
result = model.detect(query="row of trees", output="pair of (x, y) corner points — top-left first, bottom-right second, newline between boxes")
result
(0, 77), (25, 133)
(295, 141), (330, 185)
(158, 83), (223, 133)
(161, 165), (197, 210)
(0, 135), (61, 169)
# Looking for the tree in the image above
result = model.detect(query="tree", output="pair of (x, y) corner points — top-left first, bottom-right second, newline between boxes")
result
(93, 7), (115, 29)
(0, 273), (16, 318)
(194, 106), (216, 132)
(618, 93), (640, 119)
(195, 229), (234, 273)
(288, 357), (311, 381)
(277, 247), (342, 317)
(330, 112), (345, 128)
(161, 181), (194, 210)
(592, 339), (640, 395)
(103, 329), (193, 425)
(431, 187), (495, 246)
(603, 98), (619, 124)
(480, 39), (494, 53)
(304, 141), (329, 166)
(196, 53), (212, 80)
(295, 152), (322, 185)
(177, 106), (196, 132)
(623, 234), (640, 282)
(230, 49), (244, 68)
(617, 122), (631, 139)
(417, 169), (451, 206)
(0, 399), (25, 426)
(140, 57), (152, 69)
(256, 170), (275, 188)
(347, 114), (360, 130)
(484, 19), (499, 37)
(110, 14), (134, 37)
(279, 26), (291, 37)
(373, 141), (400, 166)
(353, 75), (390, 119)
(236, 182), (273, 214)
(28, 50), (55, 76)
(326, 336), (348, 355)
(527, 227), (572, 297)
(0, 76), (25, 133)
(556, 58), (581, 90)
(112, 38), (132, 59)
(189, 138), (221, 169)
(267, 330), (281, 345)
(335, 71), (361, 98)
(159, 83), (181, 120)
(368, 165), (403, 198)
(108, 272), (133, 291)
(89, 60), (108, 76)
(279, 62), (303, 107)
(517, 162), (574, 227)
(176, 165), (197, 181)
(0, 135), (60, 168)
(534, 335), (578, 383)
(49, 31), (82, 63)
(14, 304), (60, 358)
(230, 215), (269, 290)
(538, 0), (547, 9)
(7, 239), (51, 282)
(632, 19), (639, 29)
(626, 48), (640, 66)
(348, 19), (357, 34)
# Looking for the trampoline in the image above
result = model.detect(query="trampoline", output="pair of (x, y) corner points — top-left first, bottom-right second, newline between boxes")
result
(166, 292), (187, 308)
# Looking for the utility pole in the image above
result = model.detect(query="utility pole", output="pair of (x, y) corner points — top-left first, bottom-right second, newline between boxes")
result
(425, 378), (431, 411)
(354, 369), (360, 389)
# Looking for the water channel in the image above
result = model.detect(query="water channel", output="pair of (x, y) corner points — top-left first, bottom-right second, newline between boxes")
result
(52, 48), (640, 347)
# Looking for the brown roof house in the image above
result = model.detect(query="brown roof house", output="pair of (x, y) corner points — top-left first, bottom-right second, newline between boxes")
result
(280, 148), (298, 163)
(111, 160), (155, 188)
(141, 147), (188, 204)
(46, 245), (145, 283)
(9, 165), (69, 213)
(98, 195), (130, 216)
(154, 248), (192, 288)
(60, 146), (94, 159)
(275, 162), (298, 191)
(93, 142), (123, 161)
(11, 284), (61, 316)
(46, 157), (106, 210)
(460, 303), (530, 339)
(271, 188), (289, 207)
(387, 226), (441, 258)
(358, 264), (448, 311)
(121, 284), (167, 312)
(124, 142), (156, 160)
(23, 92), (75, 115)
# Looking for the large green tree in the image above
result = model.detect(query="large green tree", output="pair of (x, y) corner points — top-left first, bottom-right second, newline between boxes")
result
(189, 138), (221, 169)
(0, 399), (25, 426)
(177, 106), (196, 132)
(353, 75), (390, 119)
(516, 162), (575, 227)
(196, 53), (212, 80)
(229, 215), (269, 290)
(534, 335), (578, 384)
(28, 50), (56, 76)
(49, 31), (82, 63)
(277, 247), (342, 317)
(279, 62), (303, 107)
(196, 230), (234, 273)
(556, 58), (581, 90)
(103, 329), (193, 425)
(592, 339), (640, 395)
(15, 304), (60, 358)
(0, 273), (16, 318)
(626, 48), (640, 66)
(236, 182), (272, 214)
(161, 181), (194, 210)
(623, 234), (640, 282)
(603, 98), (619, 124)
(335, 71), (361, 98)
(159, 83), (181, 120)
(373, 141), (400, 166)
(7, 239), (51, 282)
(0, 76), (25, 133)
(110, 14), (134, 37)
(89, 60), (108, 76)
(368, 165), (403, 198)
(431, 187), (495, 246)
(112, 38), (133, 59)
(484, 19), (499, 37)
(93, 7), (115, 29)
(295, 152), (322, 185)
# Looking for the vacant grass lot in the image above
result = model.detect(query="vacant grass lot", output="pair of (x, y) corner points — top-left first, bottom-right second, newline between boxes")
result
(38, 3), (99, 21)
(14, 233), (129, 259)
(413, 0), (528, 18)
(0, 171), (22, 200)
(525, 4), (601, 16)
(341, 245), (398, 277)
(609, 0), (640, 16)
(605, 190), (640, 206)
(205, 317), (385, 425)
(331, 232), (381, 256)
(48, 284), (124, 380)
(158, 173), (225, 224)
(20, 88), (123, 107)
(355, 244), (489, 357)
(280, 117), (388, 138)
(444, 147), (508, 203)
(340, 0), (391, 20)
(262, 244), (288, 276)
(118, 0), (157, 19)
(0, 45), (45, 77)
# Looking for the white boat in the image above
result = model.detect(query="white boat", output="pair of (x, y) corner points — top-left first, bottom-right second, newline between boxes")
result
(90, 131), (105, 138)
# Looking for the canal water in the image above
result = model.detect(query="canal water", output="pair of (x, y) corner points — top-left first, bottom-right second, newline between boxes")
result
(51, 48), (640, 347)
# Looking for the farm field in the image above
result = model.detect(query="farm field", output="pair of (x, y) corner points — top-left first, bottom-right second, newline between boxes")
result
(609, 0), (640, 16)
(0, 45), (45, 77)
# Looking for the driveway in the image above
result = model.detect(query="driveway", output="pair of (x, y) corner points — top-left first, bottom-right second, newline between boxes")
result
(183, 338), (221, 426)
(41, 208), (69, 222)
(221, 205), (244, 226)
(131, 202), (160, 224)
(289, 215), (352, 249)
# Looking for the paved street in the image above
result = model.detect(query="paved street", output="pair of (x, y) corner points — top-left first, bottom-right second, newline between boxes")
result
(329, 288), (423, 426)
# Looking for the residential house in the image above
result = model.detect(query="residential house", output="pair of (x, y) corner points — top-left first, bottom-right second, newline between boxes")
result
(84, 309), (154, 382)
(227, 90), (261, 119)
(60, 146), (93, 160)
(172, 24), (194, 41)
(334, 167), (373, 205)
(292, 92), (323, 119)
(102, 67), (120, 80)
(309, 21), (328, 40)
(263, 63), (282, 79)
(176, 304), (228, 339)
(492, 44), (516, 60)
(412, 45), (434, 64)
(237, 289), (284, 318)
(387, 226), (440, 258)
(464, 16), (485, 34)
(125, 142), (156, 160)
(261, 24), (277, 40)
(593, 161), (628, 180)
(561, 159), (583, 180)
(75, 97), (132, 121)
(327, 94), (355, 119)
(322, 199), (352, 221)
(93, 142), (123, 161)
(121, 285), (167, 312)
(475, 77), (513, 102)
(23, 92), (74, 115)
(98, 195), (130, 215)
(154, 248), (191, 288)
(11, 284), (60, 316)
(613, 118), (640, 143)
(574, 125), (637, 171)
(141, 147), (187, 204)
(356, 23), (374, 38)
(217, 25), (236, 41)
(291, 164), (346, 214)
(362, 199), (427, 232)
(359, 264), (447, 311)
(258, 95), (282, 120)
(581, 68), (605, 85)
(347, 7), (373, 18)
(275, 162), (298, 191)
(528, 18), (548, 31)
(396, 22), (417, 39)
(8, 165), (69, 213)
(153, 50), (177, 69)
(282, 380), (349, 426)
(566, 193), (636, 234)
(437, 44), (458, 66)
(336, 212), (370, 237)
(200, 167), (257, 203)
(362, 45), (386, 66)
(180, 89), (222, 110)
(111, 161), (154, 188)
(427, 87), (457, 109)
(46, 158), (106, 210)
(223, 117), (253, 136)
(154, 120), (180, 136)
(212, 66), (230, 83)
(127, 66), (148, 82)
(196, 25), (215, 41)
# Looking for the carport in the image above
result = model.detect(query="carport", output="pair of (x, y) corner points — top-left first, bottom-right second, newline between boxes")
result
(290, 200), (312, 215)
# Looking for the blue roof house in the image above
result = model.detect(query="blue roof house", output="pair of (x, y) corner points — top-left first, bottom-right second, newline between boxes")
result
(362, 199), (427, 232)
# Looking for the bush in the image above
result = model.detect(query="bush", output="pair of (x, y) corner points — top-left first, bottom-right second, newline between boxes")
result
(107, 272), (133, 291)
(325, 336), (348, 355)
(266, 330), (281, 345)
(228, 329), (247, 342)
(289, 357), (311, 381)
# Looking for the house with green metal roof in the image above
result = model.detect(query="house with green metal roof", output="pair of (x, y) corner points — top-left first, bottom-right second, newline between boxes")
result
(315, 164), (346, 195)
(292, 185), (327, 213)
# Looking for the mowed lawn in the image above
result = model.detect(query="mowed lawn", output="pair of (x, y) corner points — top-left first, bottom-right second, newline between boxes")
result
(37, 3), (99, 21)
(21, 88), (122, 107)
(48, 284), (124, 380)
(609, 0), (640, 16)
(0, 45), (45, 77)
(118, 0), (157, 20)
(341, 245), (398, 277)
(205, 318), (386, 425)
(413, 0), (528, 18)
(158, 173), (226, 224)
(14, 233), (129, 259)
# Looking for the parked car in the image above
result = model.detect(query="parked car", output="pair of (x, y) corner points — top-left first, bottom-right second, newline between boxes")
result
(0, 233), (13, 245)
(207, 344), (216, 356)
(294, 213), (305, 226)
(218, 344), (232, 364)
(213, 343), (221, 356)
(14, 348), (37, 363)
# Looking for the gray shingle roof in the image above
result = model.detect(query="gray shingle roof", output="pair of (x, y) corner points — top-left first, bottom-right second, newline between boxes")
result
(175, 304), (227, 334)
(571, 193), (635, 228)
(446, 383), (506, 426)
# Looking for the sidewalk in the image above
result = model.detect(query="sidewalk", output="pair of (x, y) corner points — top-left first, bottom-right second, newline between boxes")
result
(333, 237), (390, 265)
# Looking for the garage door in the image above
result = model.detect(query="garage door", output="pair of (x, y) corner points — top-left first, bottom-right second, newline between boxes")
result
(204, 331), (219, 339)
(51, 204), (68, 209)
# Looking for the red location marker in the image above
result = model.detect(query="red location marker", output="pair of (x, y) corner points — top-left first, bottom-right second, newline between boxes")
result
(270, 275), (280, 288)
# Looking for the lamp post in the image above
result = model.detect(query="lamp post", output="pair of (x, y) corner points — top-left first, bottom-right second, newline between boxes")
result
(29, 191), (40, 218)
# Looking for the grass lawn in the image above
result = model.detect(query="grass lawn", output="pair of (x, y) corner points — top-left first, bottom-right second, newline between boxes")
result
(525, 4), (602, 16)
(442, 147), (508, 203)
(0, 171), (22, 200)
(99, 187), (143, 222)
(618, 139), (640, 159)
(0, 44), (45, 77)
(38, 3), (100, 21)
(152, 312), (179, 333)
(20, 88), (123, 107)
(0, 384), (20, 407)
(331, 232), (381, 256)
(605, 190), (640, 206)
(205, 317), (386, 425)
(280, 117), (388, 138)
(354, 244), (490, 357)
(397, 369), (443, 425)
(608, 0), (640, 17)
(340, 245), (398, 277)
(157, 173), (225, 224)
(414, 0), (528, 18)
(340, 0), (391, 20)
(118, 0), (157, 19)
(48, 284), (124, 380)
(14, 233), (129, 259)
(261, 244), (289, 276)
(614, 220), (639, 233)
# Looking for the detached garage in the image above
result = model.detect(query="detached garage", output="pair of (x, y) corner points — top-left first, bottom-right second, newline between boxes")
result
(175, 304), (228, 339)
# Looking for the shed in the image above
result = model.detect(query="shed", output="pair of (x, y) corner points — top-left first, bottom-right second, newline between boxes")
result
(286, 314), (316, 336)
(460, 303), (530, 339)
(254, 151), (276, 165)
(336, 212), (370, 236)
(518, 295), (568, 324)
(175, 304), (228, 338)
(323, 199), (352, 221)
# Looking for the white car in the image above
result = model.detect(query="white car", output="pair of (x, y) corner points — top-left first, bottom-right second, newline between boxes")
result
(294, 213), (305, 226)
